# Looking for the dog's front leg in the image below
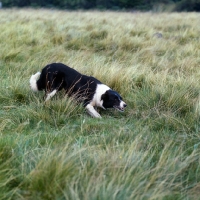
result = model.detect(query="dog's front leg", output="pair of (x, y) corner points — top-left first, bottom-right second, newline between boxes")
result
(85, 104), (102, 118)
(45, 89), (57, 102)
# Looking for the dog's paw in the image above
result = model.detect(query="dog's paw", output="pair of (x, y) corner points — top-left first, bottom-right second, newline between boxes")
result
(86, 104), (102, 118)
(94, 112), (102, 118)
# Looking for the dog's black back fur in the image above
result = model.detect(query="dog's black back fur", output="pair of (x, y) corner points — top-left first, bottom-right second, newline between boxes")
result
(37, 63), (101, 105)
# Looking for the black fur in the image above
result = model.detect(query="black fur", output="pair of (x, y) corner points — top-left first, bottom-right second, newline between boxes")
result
(101, 90), (123, 109)
(37, 63), (101, 106)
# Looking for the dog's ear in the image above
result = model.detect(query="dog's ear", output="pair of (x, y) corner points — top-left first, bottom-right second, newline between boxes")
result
(101, 90), (109, 101)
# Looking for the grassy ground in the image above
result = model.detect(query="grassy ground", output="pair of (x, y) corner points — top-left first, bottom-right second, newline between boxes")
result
(0, 9), (200, 200)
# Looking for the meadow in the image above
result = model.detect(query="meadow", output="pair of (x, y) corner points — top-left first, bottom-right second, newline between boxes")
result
(0, 9), (200, 200)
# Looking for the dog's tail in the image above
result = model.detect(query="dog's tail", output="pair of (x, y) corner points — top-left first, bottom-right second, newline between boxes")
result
(30, 72), (41, 92)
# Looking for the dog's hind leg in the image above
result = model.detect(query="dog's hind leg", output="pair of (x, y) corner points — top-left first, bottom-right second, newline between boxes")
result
(45, 89), (57, 102)
(85, 104), (102, 118)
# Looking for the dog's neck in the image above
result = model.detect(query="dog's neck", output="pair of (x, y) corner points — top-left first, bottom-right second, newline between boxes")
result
(90, 84), (110, 108)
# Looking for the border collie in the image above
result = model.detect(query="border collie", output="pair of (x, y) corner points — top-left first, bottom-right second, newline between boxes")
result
(30, 63), (127, 118)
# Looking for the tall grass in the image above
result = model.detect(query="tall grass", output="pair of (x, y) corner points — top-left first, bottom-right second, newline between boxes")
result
(0, 9), (200, 199)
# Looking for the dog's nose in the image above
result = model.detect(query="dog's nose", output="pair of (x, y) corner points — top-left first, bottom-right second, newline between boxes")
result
(124, 103), (127, 107)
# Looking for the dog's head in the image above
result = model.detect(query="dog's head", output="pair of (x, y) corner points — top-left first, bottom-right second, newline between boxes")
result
(101, 90), (127, 111)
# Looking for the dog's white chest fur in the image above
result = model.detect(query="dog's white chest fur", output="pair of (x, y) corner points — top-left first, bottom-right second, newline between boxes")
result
(85, 84), (110, 118)
(91, 84), (110, 108)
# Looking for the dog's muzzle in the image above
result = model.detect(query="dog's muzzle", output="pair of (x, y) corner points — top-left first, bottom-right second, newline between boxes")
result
(114, 101), (127, 112)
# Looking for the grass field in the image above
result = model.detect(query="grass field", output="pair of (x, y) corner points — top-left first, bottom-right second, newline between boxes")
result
(0, 9), (200, 200)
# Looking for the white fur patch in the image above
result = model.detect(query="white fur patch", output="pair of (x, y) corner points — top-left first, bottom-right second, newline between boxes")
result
(45, 89), (57, 102)
(91, 84), (110, 108)
(30, 72), (41, 92)
(120, 100), (126, 109)
(85, 104), (101, 118)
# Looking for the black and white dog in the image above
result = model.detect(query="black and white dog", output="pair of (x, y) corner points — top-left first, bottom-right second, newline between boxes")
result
(30, 63), (127, 118)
